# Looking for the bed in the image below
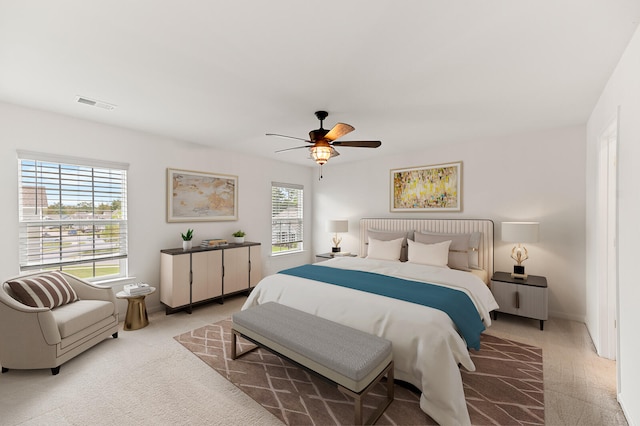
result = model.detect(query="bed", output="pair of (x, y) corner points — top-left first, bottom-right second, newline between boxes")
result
(243, 218), (498, 425)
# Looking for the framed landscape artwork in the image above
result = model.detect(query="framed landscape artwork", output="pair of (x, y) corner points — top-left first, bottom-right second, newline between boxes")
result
(390, 162), (462, 212)
(167, 168), (238, 222)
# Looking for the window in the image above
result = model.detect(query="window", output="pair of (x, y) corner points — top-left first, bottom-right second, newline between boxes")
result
(271, 182), (303, 254)
(18, 151), (129, 280)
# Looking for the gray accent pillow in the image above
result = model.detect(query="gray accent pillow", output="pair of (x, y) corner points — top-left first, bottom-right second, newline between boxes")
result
(367, 229), (414, 262)
(415, 232), (472, 271)
(468, 231), (482, 269)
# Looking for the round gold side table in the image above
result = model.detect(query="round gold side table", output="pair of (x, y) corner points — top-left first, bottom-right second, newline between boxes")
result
(116, 287), (156, 331)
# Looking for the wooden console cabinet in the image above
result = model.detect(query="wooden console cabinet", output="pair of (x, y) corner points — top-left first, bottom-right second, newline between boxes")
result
(160, 242), (262, 314)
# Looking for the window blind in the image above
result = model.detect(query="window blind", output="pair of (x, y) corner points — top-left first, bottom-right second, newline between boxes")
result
(17, 152), (128, 277)
(271, 182), (303, 254)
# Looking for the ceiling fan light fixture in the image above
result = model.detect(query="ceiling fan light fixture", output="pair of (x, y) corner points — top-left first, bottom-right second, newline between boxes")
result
(311, 144), (332, 165)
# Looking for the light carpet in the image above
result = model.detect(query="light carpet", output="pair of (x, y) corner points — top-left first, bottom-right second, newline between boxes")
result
(175, 318), (544, 425)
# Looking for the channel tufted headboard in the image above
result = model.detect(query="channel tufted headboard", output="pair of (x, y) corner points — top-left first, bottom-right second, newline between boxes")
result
(359, 218), (494, 279)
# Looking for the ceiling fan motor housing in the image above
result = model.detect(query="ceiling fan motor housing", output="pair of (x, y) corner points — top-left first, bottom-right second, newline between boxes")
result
(309, 128), (329, 142)
(310, 111), (330, 141)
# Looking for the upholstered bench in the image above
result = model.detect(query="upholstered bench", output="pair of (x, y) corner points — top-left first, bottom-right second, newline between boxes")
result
(231, 302), (394, 425)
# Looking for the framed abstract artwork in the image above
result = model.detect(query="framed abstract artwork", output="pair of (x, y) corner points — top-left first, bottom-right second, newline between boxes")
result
(167, 168), (238, 222)
(390, 162), (462, 212)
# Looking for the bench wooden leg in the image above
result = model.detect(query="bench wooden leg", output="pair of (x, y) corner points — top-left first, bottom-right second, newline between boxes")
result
(338, 360), (394, 425)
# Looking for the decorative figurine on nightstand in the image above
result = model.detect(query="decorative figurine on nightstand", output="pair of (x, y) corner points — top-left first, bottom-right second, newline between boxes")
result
(327, 219), (348, 253)
(501, 221), (539, 279)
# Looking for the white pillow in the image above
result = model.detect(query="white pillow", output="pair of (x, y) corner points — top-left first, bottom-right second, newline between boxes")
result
(407, 239), (452, 268)
(366, 237), (404, 261)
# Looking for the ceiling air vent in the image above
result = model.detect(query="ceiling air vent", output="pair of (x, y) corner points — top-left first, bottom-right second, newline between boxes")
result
(75, 96), (117, 110)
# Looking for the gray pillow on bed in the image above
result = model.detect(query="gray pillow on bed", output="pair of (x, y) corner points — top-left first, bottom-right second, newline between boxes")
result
(367, 229), (414, 262)
(415, 232), (471, 271)
(468, 231), (482, 269)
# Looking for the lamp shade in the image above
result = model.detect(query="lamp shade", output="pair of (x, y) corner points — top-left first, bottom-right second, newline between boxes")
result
(327, 220), (348, 233)
(501, 222), (539, 243)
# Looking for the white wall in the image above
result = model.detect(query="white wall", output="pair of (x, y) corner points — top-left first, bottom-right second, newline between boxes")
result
(0, 102), (315, 314)
(313, 126), (587, 321)
(586, 24), (640, 424)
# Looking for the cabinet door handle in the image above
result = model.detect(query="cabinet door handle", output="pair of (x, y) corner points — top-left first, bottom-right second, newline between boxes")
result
(515, 291), (520, 309)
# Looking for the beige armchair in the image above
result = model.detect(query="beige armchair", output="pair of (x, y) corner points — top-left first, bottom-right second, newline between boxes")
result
(0, 271), (119, 375)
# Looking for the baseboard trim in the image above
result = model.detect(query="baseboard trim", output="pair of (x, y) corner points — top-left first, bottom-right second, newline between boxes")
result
(617, 392), (633, 425)
(548, 310), (586, 323)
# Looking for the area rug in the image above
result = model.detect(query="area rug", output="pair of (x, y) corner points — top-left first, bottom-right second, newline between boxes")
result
(175, 318), (544, 425)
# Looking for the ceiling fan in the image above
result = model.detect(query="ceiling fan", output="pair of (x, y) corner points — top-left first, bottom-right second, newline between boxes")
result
(266, 111), (382, 167)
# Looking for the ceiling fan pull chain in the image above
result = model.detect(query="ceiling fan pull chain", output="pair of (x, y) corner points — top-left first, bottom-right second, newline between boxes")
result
(319, 164), (323, 180)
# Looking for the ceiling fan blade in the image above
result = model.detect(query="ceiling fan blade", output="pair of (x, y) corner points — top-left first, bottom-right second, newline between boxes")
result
(266, 133), (312, 143)
(331, 140), (382, 148)
(324, 123), (355, 141)
(275, 145), (311, 153)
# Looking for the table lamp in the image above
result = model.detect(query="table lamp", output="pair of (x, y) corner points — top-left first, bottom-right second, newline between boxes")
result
(501, 221), (539, 279)
(327, 220), (348, 253)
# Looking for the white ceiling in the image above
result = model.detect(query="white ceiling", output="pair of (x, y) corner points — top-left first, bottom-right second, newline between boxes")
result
(1, 1), (639, 167)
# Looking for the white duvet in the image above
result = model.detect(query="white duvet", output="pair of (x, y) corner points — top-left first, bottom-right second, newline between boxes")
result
(242, 257), (499, 425)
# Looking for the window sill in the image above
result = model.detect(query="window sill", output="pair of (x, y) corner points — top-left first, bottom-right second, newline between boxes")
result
(270, 250), (306, 257)
(93, 276), (137, 288)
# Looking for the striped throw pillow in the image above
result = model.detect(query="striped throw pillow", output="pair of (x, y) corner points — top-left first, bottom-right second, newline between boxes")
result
(7, 272), (79, 309)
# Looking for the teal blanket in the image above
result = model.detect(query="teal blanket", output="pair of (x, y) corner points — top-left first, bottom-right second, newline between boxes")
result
(279, 264), (485, 350)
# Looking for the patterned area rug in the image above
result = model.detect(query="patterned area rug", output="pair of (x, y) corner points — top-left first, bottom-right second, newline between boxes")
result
(175, 318), (544, 425)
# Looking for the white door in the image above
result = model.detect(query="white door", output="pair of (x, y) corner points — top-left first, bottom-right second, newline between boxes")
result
(597, 115), (618, 360)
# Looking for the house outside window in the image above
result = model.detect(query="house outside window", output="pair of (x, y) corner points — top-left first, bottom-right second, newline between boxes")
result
(17, 151), (129, 280)
(271, 182), (303, 254)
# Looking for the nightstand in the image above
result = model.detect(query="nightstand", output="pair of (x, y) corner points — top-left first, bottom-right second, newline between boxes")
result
(490, 271), (548, 330)
(315, 252), (357, 262)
